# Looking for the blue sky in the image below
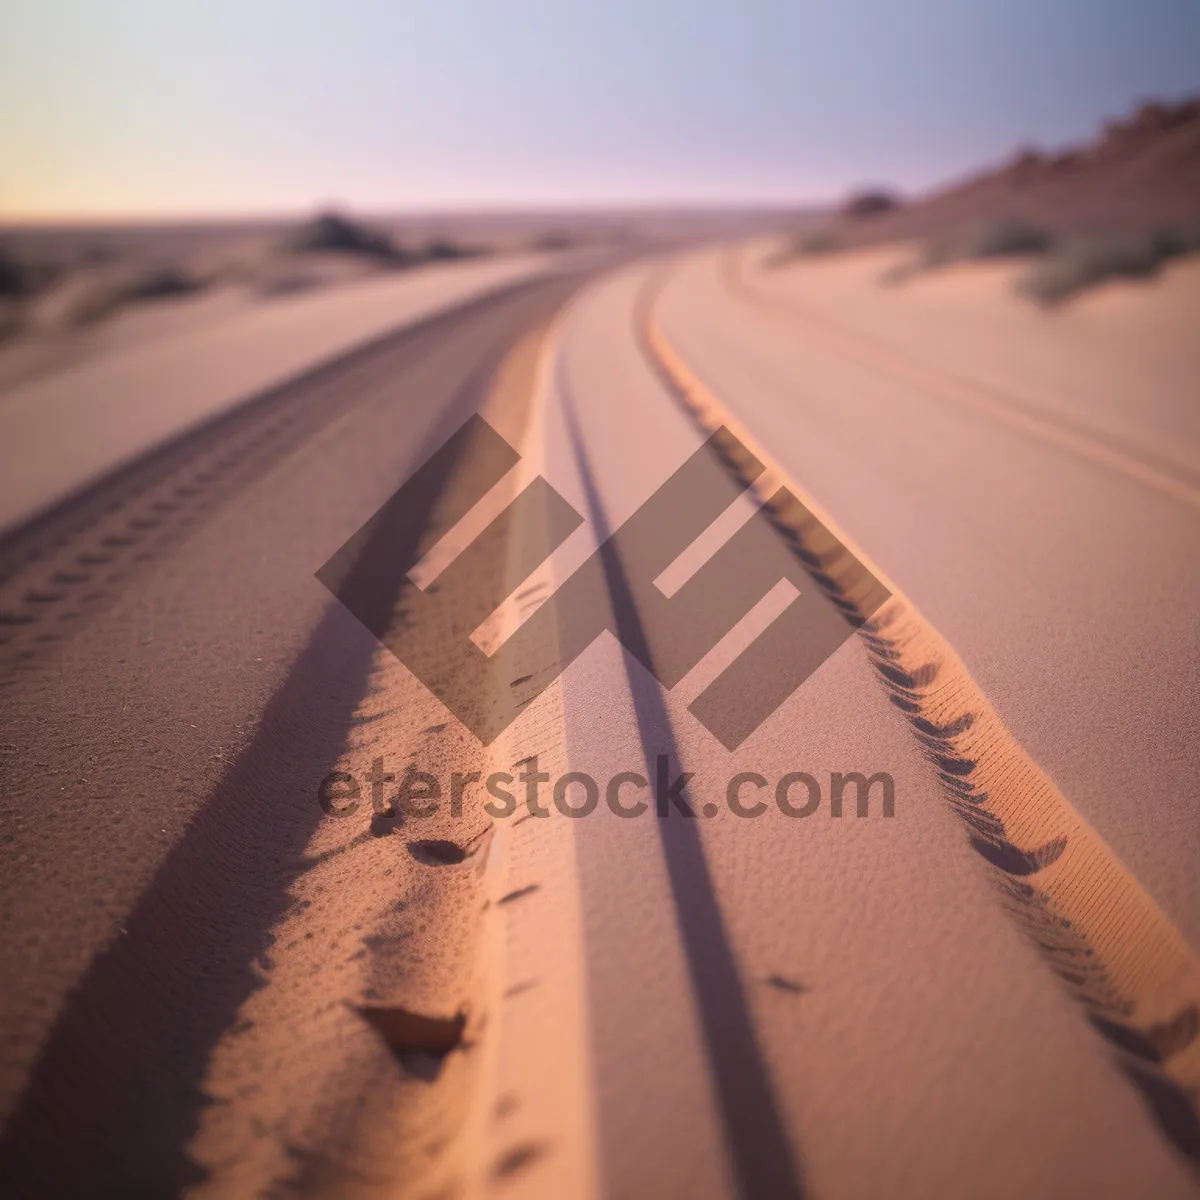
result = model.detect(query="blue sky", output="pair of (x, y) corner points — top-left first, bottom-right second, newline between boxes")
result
(2, 0), (1198, 217)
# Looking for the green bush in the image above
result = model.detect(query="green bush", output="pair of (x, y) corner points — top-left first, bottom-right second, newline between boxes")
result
(924, 219), (1055, 269)
(768, 228), (841, 267)
(1018, 223), (1200, 304)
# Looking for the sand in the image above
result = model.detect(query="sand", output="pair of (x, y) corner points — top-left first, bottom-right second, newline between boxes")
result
(0, 253), (559, 535)
(2, 235), (1198, 1196)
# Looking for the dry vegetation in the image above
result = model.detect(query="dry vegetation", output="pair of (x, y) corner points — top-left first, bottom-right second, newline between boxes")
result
(0, 209), (493, 344)
(778, 95), (1200, 304)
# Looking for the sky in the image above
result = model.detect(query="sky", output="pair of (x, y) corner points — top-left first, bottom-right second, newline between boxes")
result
(2, 0), (1198, 218)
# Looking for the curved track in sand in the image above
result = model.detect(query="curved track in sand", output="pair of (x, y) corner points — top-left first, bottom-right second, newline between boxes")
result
(2, 244), (1198, 1198)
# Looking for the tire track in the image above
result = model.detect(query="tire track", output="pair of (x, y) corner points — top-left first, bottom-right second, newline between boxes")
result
(185, 305), (588, 1200)
(0, 279), (551, 684)
(720, 246), (1200, 512)
(0, 275), (588, 1199)
(639, 269), (1200, 1169)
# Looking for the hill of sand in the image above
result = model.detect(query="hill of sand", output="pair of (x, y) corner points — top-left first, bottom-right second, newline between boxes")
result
(835, 95), (1200, 244)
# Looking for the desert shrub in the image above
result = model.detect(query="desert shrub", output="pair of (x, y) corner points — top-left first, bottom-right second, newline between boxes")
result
(254, 269), (326, 297)
(123, 265), (203, 301)
(63, 264), (205, 326)
(879, 220), (1055, 286)
(878, 259), (920, 286)
(766, 228), (841, 268)
(1150, 221), (1200, 257)
(0, 246), (30, 296)
(961, 219), (1054, 258)
(1018, 223), (1200, 304)
(794, 229), (841, 255)
(922, 219), (1055, 269)
(841, 189), (902, 219)
(533, 230), (573, 251)
(1006, 147), (1047, 178)
(422, 239), (484, 261)
(0, 299), (24, 342)
(288, 210), (408, 262)
(62, 282), (128, 326)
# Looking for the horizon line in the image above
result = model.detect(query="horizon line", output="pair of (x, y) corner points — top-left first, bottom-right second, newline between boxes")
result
(0, 197), (839, 229)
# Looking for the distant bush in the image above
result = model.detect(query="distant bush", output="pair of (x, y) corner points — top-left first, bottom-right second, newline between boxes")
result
(285, 211), (488, 267)
(840, 189), (902, 219)
(66, 264), (206, 326)
(123, 265), (204, 301)
(64, 283), (130, 326)
(1005, 147), (1047, 179)
(880, 219), (1055, 286)
(288, 210), (409, 263)
(254, 269), (326, 297)
(533, 230), (573, 251)
(1018, 223), (1200, 304)
(957, 219), (1053, 259)
(0, 299), (24, 343)
(0, 246), (31, 296)
(924, 219), (1056, 269)
(766, 228), (842, 268)
(793, 229), (841, 255)
(422, 239), (485, 261)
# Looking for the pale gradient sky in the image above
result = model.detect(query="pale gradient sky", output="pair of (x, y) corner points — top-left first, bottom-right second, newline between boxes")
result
(2, 0), (1198, 218)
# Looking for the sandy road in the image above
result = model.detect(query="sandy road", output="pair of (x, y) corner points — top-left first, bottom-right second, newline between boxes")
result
(0, 266), (597, 1197)
(1, 243), (1197, 1199)
(655, 245), (1200, 948)
(495, 251), (1199, 1198)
